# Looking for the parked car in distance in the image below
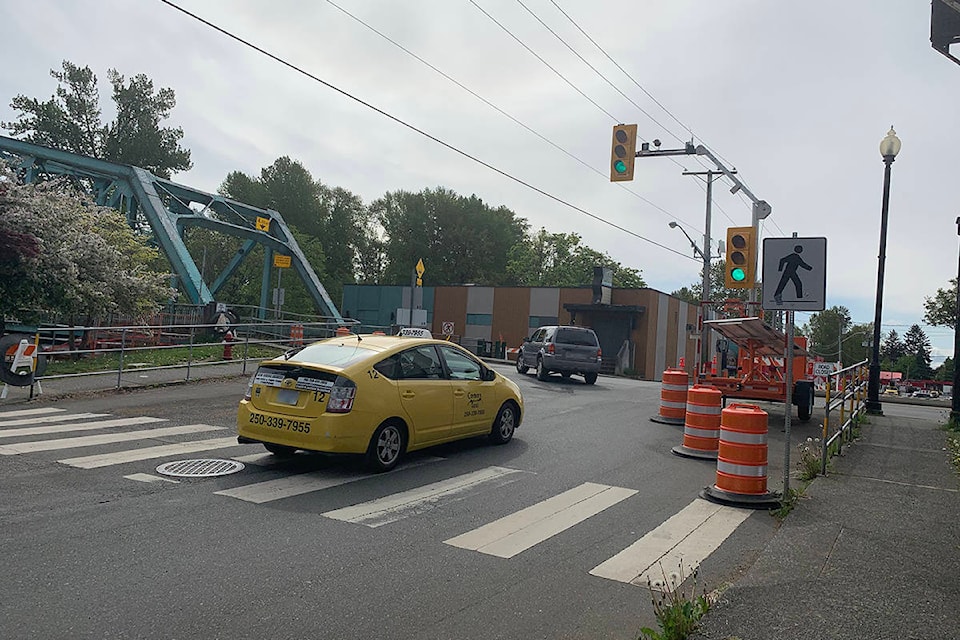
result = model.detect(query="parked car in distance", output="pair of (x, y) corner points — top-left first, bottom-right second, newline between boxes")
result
(515, 325), (601, 384)
(237, 333), (523, 472)
(911, 390), (932, 399)
(883, 388), (899, 396)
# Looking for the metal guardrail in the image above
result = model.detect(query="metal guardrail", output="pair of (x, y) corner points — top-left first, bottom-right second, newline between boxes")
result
(819, 359), (869, 475)
(19, 320), (361, 390)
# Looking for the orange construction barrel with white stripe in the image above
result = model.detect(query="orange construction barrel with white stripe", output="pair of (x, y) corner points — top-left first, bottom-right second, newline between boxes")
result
(701, 403), (779, 508)
(650, 368), (688, 425)
(671, 385), (721, 459)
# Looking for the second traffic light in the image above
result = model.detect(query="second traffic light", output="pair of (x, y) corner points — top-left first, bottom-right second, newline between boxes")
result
(610, 124), (637, 182)
(725, 226), (756, 289)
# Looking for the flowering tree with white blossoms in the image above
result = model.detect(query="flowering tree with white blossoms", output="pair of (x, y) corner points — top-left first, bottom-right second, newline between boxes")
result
(0, 163), (174, 325)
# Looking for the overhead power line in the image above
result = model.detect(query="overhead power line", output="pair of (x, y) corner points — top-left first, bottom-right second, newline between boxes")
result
(324, 0), (705, 235)
(159, 0), (700, 262)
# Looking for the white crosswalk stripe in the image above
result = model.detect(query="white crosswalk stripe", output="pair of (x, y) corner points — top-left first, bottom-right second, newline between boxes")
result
(0, 423), (225, 455)
(444, 482), (637, 558)
(59, 435), (240, 469)
(321, 466), (525, 528)
(589, 498), (751, 590)
(0, 416), (165, 439)
(0, 407), (67, 419)
(216, 457), (444, 504)
(0, 412), (111, 428)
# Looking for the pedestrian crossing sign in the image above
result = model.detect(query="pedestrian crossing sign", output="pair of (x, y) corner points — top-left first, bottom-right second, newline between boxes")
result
(761, 237), (827, 311)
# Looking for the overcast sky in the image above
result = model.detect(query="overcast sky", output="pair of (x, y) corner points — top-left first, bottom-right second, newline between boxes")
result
(2, 1), (958, 362)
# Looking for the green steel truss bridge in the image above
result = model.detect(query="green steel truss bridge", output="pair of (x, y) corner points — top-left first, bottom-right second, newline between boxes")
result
(0, 135), (342, 322)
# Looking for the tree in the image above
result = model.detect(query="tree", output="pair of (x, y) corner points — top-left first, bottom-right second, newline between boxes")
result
(935, 356), (954, 382)
(923, 278), (957, 330)
(4, 60), (191, 178)
(903, 324), (933, 380)
(0, 164), (173, 321)
(880, 329), (906, 367)
(803, 306), (852, 361)
(670, 260), (749, 305)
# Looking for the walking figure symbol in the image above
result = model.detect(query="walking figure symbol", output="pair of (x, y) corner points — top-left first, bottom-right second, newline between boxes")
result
(774, 245), (812, 305)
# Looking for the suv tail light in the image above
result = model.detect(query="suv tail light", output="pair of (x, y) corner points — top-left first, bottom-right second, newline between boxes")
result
(326, 376), (357, 413)
(547, 343), (555, 354)
(596, 347), (602, 361)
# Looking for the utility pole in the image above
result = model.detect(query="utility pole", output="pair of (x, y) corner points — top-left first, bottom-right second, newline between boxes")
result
(682, 169), (726, 374)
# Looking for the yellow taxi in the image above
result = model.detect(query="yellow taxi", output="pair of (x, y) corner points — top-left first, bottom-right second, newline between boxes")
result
(237, 331), (523, 471)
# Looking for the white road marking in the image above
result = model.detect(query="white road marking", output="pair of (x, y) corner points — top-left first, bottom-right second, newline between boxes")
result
(0, 407), (66, 418)
(0, 412), (111, 428)
(59, 436), (240, 468)
(215, 457), (445, 503)
(322, 466), (525, 528)
(0, 424), (225, 455)
(589, 498), (752, 591)
(444, 482), (637, 558)
(0, 416), (165, 439)
(124, 473), (180, 484)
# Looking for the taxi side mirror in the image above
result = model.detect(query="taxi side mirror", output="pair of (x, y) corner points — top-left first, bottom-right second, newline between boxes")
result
(482, 368), (497, 382)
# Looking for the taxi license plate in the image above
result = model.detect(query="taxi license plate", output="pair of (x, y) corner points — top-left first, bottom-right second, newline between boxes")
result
(276, 388), (300, 405)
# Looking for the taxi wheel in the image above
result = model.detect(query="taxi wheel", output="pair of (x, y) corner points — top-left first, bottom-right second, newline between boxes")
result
(263, 442), (298, 457)
(488, 402), (518, 445)
(367, 421), (406, 472)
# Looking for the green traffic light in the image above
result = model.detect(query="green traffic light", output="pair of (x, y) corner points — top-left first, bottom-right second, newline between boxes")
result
(614, 160), (627, 173)
(731, 267), (747, 282)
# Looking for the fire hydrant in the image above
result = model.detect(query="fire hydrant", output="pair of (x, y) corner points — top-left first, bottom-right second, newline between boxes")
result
(222, 330), (234, 360)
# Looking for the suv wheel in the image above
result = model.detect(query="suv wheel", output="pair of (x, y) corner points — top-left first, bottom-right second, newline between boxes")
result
(583, 372), (598, 385)
(536, 358), (549, 381)
(516, 353), (529, 375)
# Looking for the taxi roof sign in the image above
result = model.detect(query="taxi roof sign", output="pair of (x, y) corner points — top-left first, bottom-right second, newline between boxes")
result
(397, 327), (433, 339)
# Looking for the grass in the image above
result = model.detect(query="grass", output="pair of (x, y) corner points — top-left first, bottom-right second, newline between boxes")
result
(42, 342), (284, 376)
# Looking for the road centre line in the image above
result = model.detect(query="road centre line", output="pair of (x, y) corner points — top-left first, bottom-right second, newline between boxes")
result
(0, 412), (115, 430)
(0, 416), (166, 439)
(216, 456), (447, 504)
(0, 407), (66, 419)
(0, 424), (225, 455)
(322, 466), (525, 528)
(59, 436), (240, 468)
(444, 482), (637, 558)
(589, 498), (751, 591)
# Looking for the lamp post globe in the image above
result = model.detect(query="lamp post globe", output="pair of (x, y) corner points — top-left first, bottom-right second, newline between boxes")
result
(866, 127), (901, 414)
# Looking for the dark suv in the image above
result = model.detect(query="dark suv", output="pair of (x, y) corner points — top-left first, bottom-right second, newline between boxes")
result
(516, 326), (601, 384)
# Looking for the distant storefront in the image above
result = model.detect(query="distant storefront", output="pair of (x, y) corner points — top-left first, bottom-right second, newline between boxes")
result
(341, 284), (698, 382)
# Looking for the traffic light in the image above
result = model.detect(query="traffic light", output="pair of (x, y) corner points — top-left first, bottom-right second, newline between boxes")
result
(724, 226), (756, 289)
(610, 124), (637, 182)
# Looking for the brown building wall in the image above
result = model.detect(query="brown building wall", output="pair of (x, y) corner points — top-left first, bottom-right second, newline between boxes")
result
(431, 286), (468, 338)
(492, 288), (531, 350)
(558, 288), (594, 325)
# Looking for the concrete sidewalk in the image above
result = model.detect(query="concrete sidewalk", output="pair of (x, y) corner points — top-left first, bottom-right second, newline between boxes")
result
(695, 411), (960, 640)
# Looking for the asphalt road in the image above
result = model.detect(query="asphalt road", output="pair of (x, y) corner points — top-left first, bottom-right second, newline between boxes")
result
(1, 365), (840, 640)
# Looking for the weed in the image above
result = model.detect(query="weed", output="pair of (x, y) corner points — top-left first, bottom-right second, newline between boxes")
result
(771, 486), (805, 520)
(638, 561), (712, 640)
(796, 437), (823, 482)
(946, 432), (960, 478)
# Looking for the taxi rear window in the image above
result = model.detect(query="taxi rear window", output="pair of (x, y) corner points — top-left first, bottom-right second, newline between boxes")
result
(292, 343), (373, 368)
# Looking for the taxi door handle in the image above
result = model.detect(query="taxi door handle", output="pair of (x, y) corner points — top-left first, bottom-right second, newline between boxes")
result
(401, 390), (416, 399)
(453, 389), (465, 398)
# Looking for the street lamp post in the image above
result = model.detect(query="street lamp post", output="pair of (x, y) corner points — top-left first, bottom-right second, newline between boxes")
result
(866, 127), (901, 415)
(951, 216), (960, 425)
(669, 220), (713, 375)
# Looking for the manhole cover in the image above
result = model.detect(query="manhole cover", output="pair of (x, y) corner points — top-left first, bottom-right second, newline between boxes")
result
(156, 459), (244, 478)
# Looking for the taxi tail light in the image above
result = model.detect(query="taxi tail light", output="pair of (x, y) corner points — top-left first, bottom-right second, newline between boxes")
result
(326, 376), (357, 413)
(547, 343), (555, 354)
(243, 371), (258, 400)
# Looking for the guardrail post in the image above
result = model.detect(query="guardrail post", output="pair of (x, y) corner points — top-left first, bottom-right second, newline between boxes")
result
(822, 374), (831, 476)
(242, 328), (250, 375)
(117, 328), (127, 389)
(186, 326), (194, 382)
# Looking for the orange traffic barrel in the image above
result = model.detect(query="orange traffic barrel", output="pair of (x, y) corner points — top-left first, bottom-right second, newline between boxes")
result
(335, 327), (351, 336)
(701, 403), (779, 509)
(650, 368), (688, 425)
(672, 385), (721, 459)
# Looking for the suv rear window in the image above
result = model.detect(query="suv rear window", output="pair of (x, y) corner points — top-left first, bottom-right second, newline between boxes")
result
(555, 328), (598, 346)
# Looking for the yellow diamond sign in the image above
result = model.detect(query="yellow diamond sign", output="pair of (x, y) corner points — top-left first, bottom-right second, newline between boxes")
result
(255, 216), (271, 231)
